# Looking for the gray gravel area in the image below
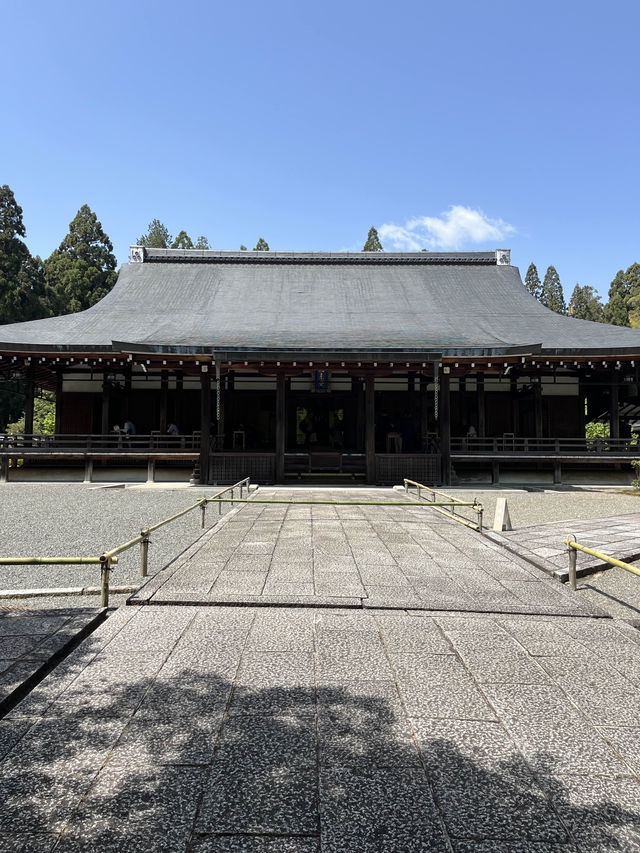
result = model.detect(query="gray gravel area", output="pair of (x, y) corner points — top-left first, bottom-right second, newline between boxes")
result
(445, 486), (640, 529)
(0, 485), (238, 600)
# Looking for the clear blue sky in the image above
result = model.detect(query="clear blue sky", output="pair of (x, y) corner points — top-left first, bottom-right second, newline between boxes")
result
(3, 0), (639, 301)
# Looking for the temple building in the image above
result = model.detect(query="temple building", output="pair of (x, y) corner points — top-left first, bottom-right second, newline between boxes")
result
(1, 247), (640, 486)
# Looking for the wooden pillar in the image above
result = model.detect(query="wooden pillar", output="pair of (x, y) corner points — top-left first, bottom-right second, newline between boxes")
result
(199, 368), (211, 485)
(353, 376), (364, 450)
(477, 373), (486, 438)
(215, 363), (225, 450)
(610, 373), (620, 440)
(365, 374), (375, 484)
(174, 371), (183, 428)
(276, 372), (286, 482)
(123, 367), (132, 420)
(510, 375), (519, 435)
(24, 367), (35, 436)
(54, 370), (63, 435)
(420, 374), (429, 449)
(440, 373), (451, 486)
(534, 381), (543, 441)
(101, 371), (110, 435)
(159, 370), (169, 433)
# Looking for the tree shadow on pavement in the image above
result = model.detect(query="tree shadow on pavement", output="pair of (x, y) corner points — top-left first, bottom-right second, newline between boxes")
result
(0, 637), (638, 852)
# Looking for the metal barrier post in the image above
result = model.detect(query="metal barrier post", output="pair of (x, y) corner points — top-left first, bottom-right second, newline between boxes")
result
(200, 500), (206, 529)
(568, 546), (577, 591)
(477, 505), (483, 532)
(100, 555), (112, 607)
(140, 530), (150, 577)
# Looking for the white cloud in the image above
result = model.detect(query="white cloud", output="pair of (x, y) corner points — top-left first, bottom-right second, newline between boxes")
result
(379, 206), (516, 251)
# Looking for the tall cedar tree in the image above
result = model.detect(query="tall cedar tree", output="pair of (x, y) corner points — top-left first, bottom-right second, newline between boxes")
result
(524, 263), (542, 300)
(44, 206), (117, 314)
(568, 284), (604, 322)
(253, 238), (270, 251)
(137, 219), (172, 248)
(0, 185), (53, 324)
(363, 226), (383, 251)
(172, 230), (194, 249)
(540, 266), (566, 314)
(194, 236), (210, 249)
(604, 263), (640, 327)
(0, 186), (55, 428)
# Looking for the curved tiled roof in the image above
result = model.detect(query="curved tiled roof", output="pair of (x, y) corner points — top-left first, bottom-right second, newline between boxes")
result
(1, 250), (639, 357)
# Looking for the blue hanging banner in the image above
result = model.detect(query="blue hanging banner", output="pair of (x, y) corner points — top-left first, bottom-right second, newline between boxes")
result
(313, 370), (330, 392)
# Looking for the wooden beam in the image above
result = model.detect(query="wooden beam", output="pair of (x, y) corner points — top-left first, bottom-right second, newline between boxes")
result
(199, 370), (211, 485)
(477, 373), (485, 437)
(24, 367), (35, 436)
(159, 370), (168, 433)
(610, 373), (620, 439)
(440, 373), (451, 486)
(276, 372), (286, 482)
(365, 374), (375, 484)
(54, 369), (63, 434)
(101, 371), (110, 436)
(534, 382), (543, 440)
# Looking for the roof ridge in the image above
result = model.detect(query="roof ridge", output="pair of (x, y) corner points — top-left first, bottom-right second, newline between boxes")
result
(130, 247), (501, 266)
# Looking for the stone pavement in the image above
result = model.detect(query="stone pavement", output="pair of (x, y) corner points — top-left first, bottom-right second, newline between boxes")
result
(2, 487), (639, 851)
(131, 488), (604, 617)
(0, 607), (104, 714)
(1, 606), (640, 851)
(498, 512), (640, 576)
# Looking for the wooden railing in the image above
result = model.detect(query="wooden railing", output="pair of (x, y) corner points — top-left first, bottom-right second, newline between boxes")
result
(450, 436), (640, 455)
(0, 433), (201, 453)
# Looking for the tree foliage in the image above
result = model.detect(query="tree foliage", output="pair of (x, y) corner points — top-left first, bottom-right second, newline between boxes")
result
(194, 236), (210, 250)
(540, 265), (566, 314)
(362, 226), (383, 252)
(137, 219), (172, 248)
(568, 284), (604, 322)
(0, 185), (54, 325)
(524, 263), (542, 300)
(253, 238), (270, 251)
(44, 205), (117, 314)
(6, 390), (55, 434)
(604, 263), (640, 328)
(171, 230), (194, 249)
(239, 245), (248, 251)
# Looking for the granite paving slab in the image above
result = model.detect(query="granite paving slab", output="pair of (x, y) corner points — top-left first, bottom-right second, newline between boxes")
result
(1, 606), (639, 849)
(496, 511), (640, 581)
(0, 606), (105, 714)
(128, 487), (606, 617)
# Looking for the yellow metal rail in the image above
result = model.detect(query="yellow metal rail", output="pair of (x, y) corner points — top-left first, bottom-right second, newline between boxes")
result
(404, 478), (484, 531)
(564, 537), (640, 590)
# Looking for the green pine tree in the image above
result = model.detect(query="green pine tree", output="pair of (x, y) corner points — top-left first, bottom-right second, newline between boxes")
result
(44, 205), (117, 314)
(540, 266), (566, 314)
(137, 219), (172, 248)
(253, 238), (270, 251)
(195, 236), (210, 249)
(568, 284), (604, 322)
(524, 263), (542, 300)
(604, 263), (640, 327)
(362, 226), (383, 252)
(171, 230), (194, 249)
(239, 245), (248, 251)
(0, 185), (54, 325)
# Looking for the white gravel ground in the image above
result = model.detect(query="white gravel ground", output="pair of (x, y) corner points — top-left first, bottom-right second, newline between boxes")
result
(446, 486), (640, 529)
(1, 482), (639, 610)
(0, 484), (239, 598)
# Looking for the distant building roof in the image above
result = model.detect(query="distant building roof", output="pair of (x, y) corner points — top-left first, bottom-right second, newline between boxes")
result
(1, 248), (639, 358)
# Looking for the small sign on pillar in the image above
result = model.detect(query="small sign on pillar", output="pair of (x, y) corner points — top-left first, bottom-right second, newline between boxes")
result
(493, 497), (512, 532)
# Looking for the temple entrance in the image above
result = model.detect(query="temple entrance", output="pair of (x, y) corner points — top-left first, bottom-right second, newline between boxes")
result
(285, 391), (365, 478)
